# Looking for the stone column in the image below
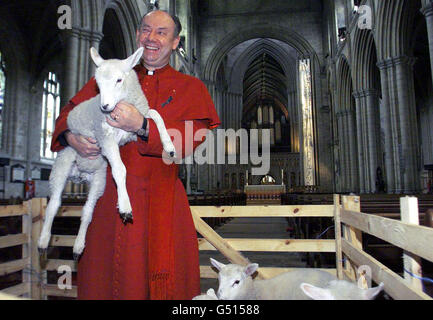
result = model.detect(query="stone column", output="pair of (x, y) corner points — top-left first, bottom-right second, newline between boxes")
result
(336, 111), (347, 192)
(205, 80), (223, 191)
(421, 1), (433, 88)
(364, 90), (382, 192)
(353, 91), (366, 194)
(394, 56), (419, 193)
(353, 89), (381, 193)
(377, 56), (420, 193)
(347, 109), (359, 193)
(377, 60), (396, 193)
(62, 27), (104, 107)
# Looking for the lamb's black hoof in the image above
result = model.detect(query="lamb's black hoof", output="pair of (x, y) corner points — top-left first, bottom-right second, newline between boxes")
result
(169, 151), (175, 158)
(120, 212), (133, 224)
(73, 253), (81, 261)
(38, 247), (47, 257)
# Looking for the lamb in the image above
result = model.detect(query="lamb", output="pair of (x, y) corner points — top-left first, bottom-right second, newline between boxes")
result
(210, 258), (337, 300)
(300, 280), (384, 300)
(38, 47), (175, 259)
(211, 258), (383, 300)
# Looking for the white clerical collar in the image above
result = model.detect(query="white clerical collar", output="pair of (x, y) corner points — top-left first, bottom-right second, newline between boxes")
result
(147, 70), (154, 76)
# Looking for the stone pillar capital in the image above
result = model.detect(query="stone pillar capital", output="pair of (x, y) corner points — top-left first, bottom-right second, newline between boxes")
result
(66, 27), (104, 42)
(377, 55), (417, 69)
(353, 89), (379, 98)
(421, 1), (433, 17)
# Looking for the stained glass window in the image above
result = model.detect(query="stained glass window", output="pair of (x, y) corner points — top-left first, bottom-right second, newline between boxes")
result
(299, 58), (315, 186)
(40, 72), (60, 159)
(0, 51), (5, 146)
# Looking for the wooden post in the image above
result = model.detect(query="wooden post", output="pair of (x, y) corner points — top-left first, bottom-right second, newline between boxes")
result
(22, 200), (31, 298)
(333, 194), (344, 280)
(341, 195), (363, 281)
(29, 198), (47, 300)
(400, 196), (423, 291)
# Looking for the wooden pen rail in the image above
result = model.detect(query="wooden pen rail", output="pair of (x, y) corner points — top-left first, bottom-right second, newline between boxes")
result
(1, 196), (433, 300)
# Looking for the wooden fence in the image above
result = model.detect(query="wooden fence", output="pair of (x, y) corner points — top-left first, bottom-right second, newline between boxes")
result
(334, 194), (433, 300)
(0, 195), (432, 300)
(191, 203), (336, 280)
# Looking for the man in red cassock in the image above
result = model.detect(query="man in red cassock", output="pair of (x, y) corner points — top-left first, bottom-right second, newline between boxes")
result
(51, 10), (220, 300)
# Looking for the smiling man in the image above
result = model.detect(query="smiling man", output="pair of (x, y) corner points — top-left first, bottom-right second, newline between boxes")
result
(51, 10), (220, 300)
(137, 10), (181, 71)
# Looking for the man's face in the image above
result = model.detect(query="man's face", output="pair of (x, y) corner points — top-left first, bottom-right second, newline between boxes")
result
(136, 11), (180, 70)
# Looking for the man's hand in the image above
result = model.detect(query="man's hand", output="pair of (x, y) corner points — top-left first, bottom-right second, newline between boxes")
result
(106, 101), (144, 132)
(65, 131), (101, 160)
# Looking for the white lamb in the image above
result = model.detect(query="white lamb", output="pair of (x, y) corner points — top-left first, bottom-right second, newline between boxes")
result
(210, 258), (336, 300)
(300, 280), (384, 300)
(38, 47), (175, 259)
(210, 258), (383, 300)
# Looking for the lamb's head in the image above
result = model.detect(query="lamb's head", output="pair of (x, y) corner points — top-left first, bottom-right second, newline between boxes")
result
(89, 47), (144, 112)
(210, 258), (258, 300)
(300, 280), (384, 300)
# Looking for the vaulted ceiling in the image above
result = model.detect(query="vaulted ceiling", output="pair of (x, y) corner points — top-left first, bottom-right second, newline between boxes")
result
(242, 52), (287, 119)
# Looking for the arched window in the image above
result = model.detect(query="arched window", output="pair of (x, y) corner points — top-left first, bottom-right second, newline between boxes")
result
(40, 72), (61, 159)
(257, 106), (262, 125)
(0, 51), (6, 146)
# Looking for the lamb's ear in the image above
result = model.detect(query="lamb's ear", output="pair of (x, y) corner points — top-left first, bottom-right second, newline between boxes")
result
(210, 258), (225, 271)
(300, 283), (335, 300)
(363, 282), (384, 300)
(206, 288), (218, 299)
(244, 263), (259, 277)
(123, 47), (144, 71)
(90, 47), (104, 67)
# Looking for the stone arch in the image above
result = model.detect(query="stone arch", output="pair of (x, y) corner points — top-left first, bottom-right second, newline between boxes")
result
(229, 39), (297, 94)
(104, 0), (142, 55)
(336, 55), (353, 112)
(351, 27), (383, 193)
(374, 0), (420, 60)
(203, 25), (320, 83)
(229, 39), (294, 121)
(100, 8), (128, 59)
(351, 28), (380, 92)
(335, 55), (358, 192)
(205, 25), (323, 187)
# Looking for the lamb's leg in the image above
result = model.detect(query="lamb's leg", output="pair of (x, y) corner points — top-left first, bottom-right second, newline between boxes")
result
(38, 148), (77, 256)
(146, 109), (176, 158)
(72, 163), (107, 260)
(101, 139), (132, 221)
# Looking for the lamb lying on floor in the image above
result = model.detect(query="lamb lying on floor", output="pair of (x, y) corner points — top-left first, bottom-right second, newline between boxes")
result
(38, 47), (175, 259)
(210, 258), (384, 300)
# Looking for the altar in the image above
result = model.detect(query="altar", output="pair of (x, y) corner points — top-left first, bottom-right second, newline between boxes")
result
(244, 184), (286, 205)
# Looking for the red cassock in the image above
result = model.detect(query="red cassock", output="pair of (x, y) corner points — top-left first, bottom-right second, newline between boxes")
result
(51, 64), (220, 300)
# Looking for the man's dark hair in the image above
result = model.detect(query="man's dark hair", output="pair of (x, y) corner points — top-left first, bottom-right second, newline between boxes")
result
(139, 10), (182, 37)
